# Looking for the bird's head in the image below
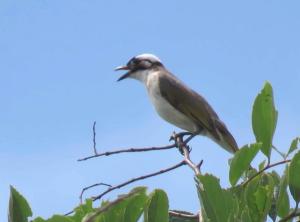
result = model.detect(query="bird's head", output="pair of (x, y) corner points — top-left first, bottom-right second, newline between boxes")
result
(115, 53), (164, 82)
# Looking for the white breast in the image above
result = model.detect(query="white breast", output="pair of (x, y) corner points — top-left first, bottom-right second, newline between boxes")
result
(145, 72), (199, 133)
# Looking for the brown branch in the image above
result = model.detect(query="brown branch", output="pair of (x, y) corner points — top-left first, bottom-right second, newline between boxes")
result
(80, 183), (112, 204)
(169, 210), (199, 219)
(92, 121), (97, 154)
(243, 159), (291, 187)
(64, 160), (186, 216)
(78, 133), (196, 161)
(174, 132), (202, 175)
(64, 130), (203, 217)
(92, 160), (186, 201)
(279, 207), (300, 222)
(78, 144), (176, 161)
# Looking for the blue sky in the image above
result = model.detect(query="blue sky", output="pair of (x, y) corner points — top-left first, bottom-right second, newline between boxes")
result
(1, 0), (300, 221)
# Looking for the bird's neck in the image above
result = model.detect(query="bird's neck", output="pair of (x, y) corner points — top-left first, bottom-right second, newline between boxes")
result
(130, 69), (149, 84)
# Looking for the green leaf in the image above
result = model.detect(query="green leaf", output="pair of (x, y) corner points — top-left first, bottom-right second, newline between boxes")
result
(288, 151), (300, 203)
(82, 187), (146, 222)
(144, 189), (169, 222)
(47, 215), (74, 222)
(229, 143), (261, 186)
(240, 207), (252, 222)
(268, 171), (281, 221)
(286, 137), (300, 158)
(255, 186), (269, 212)
(244, 174), (274, 221)
(70, 199), (94, 222)
(9, 186), (32, 222)
(252, 82), (278, 158)
(277, 166), (290, 218)
(244, 176), (261, 222)
(32, 217), (46, 222)
(123, 187), (148, 222)
(259, 160), (266, 171)
(197, 174), (237, 222)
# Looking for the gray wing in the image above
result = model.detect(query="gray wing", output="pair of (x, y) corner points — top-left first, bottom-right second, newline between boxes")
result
(158, 72), (238, 153)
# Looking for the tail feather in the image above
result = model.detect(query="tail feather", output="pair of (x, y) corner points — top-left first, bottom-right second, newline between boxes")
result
(214, 120), (238, 153)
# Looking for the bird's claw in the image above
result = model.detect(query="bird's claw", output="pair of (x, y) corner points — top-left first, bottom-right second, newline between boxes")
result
(169, 131), (193, 155)
(169, 131), (193, 143)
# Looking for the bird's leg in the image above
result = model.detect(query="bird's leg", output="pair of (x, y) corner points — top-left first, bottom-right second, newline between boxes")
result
(169, 131), (193, 155)
(169, 131), (193, 142)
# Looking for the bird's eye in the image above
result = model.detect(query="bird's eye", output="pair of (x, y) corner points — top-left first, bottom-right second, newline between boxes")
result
(139, 60), (152, 68)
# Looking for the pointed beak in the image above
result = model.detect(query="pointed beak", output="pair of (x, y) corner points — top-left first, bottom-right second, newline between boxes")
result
(115, 65), (131, 81)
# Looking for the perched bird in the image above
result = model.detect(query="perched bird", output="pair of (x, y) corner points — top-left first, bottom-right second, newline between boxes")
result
(115, 53), (238, 153)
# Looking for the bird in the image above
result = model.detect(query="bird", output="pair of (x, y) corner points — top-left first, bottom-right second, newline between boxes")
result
(115, 53), (238, 153)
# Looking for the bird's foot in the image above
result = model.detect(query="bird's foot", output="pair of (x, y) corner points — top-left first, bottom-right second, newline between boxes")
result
(169, 131), (193, 155)
(169, 131), (193, 142)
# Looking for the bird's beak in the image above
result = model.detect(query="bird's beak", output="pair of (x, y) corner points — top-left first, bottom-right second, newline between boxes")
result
(115, 65), (131, 81)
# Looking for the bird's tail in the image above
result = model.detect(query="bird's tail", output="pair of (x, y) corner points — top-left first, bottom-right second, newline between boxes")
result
(212, 120), (239, 153)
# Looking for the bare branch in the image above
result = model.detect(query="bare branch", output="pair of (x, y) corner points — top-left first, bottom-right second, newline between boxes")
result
(64, 160), (186, 216)
(78, 132), (197, 162)
(92, 121), (97, 155)
(169, 210), (199, 219)
(78, 144), (176, 161)
(80, 183), (112, 204)
(173, 132), (201, 175)
(92, 160), (186, 201)
(65, 128), (204, 217)
(243, 159), (291, 186)
(279, 207), (300, 222)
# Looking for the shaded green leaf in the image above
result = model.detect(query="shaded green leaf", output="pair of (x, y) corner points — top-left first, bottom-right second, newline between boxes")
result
(32, 217), (46, 222)
(252, 82), (278, 158)
(144, 189), (169, 222)
(288, 151), (300, 203)
(255, 186), (269, 211)
(197, 174), (237, 222)
(286, 137), (300, 158)
(259, 160), (266, 171)
(123, 187), (148, 222)
(47, 215), (74, 222)
(82, 187), (146, 222)
(229, 143), (261, 186)
(277, 166), (290, 218)
(9, 185), (32, 222)
(268, 171), (281, 221)
(244, 174), (274, 222)
(70, 199), (94, 222)
(269, 171), (280, 185)
(240, 207), (252, 222)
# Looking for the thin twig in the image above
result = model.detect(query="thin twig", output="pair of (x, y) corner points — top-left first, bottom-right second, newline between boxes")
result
(78, 133), (197, 162)
(65, 131), (203, 216)
(78, 144), (176, 161)
(243, 159), (291, 186)
(174, 133), (202, 175)
(279, 208), (300, 222)
(92, 160), (186, 201)
(80, 183), (112, 204)
(169, 210), (199, 219)
(64, 160), (186, 216)
(92, 121), (97, 155)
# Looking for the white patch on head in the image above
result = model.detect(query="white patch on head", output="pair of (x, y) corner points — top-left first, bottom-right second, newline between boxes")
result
(135, 53), (162, 63)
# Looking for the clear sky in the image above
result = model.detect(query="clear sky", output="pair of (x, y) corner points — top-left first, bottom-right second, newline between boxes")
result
(1, 1), (300, 221)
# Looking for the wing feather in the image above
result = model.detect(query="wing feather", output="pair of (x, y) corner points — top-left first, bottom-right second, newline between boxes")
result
(158, 72), (238, 153)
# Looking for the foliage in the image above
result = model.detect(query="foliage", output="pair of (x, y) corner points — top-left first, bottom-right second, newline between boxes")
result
(7, 82), (300, 222)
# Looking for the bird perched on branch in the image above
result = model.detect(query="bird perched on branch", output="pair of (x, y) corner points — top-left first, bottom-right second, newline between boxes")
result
(115, 53), (238, 153)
